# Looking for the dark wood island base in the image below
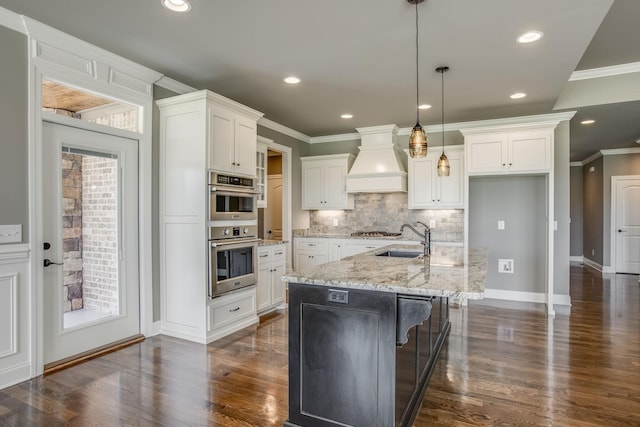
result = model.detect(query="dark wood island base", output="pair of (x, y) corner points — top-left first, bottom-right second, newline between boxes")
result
(284, 282), (451, 427)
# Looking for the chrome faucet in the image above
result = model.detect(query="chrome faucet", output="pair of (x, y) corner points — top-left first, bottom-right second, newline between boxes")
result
(400, 222), (431, 256)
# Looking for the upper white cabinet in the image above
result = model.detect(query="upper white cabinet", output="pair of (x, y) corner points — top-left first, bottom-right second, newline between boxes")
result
(301, 154), (355, 210)
(464, 129), (552, 175)
(208, 103), (260, 177)
(408, 146), (464, 209)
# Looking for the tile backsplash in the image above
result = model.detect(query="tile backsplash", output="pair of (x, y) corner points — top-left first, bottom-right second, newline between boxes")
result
(306, 193), (463, 242)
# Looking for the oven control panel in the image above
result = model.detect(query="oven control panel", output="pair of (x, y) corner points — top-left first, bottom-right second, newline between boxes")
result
(209, 224), (258, 240)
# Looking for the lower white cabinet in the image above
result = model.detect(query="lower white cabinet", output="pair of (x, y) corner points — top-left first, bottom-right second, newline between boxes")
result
(207, 286), (259, 342)
(257, 244), (287, 314)
(294, 239), (330, 271)
(294, 237), (421, 271)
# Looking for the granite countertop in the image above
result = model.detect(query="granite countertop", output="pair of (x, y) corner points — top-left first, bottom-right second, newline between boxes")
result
(283, 244), (488, 299)
(258, 239), (288, 246)
(294, 233), (407, 241)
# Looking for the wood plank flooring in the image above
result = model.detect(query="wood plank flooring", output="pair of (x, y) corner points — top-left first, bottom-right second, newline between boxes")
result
(0, 265), (638, 426)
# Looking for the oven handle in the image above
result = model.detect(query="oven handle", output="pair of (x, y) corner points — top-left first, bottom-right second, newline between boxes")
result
(209, 185), (261, 195)
(210, 238), (260, 248)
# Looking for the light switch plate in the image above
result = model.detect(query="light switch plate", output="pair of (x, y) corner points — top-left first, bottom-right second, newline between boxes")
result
(498, 220), (505, 230)
(333, 218), (339, 227)
(429, 219), (436, 228)
(0, 224), (22, 244)
(498, 259), (514, 273)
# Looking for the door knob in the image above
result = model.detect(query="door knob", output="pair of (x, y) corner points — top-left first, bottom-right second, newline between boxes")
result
(43, 259), (63, 267)
(43, 242), (51, 250)
(618, 229), (627, 233)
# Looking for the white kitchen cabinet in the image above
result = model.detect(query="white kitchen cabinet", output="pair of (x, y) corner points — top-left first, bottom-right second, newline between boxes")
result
(157, 90), (263, 344)
(465, 129), (552, 175)
(257, 244), (286, 314)
(408, 146), (464, 209)
(301, 154), (355, 210)
(256, 142), (267, 208)
(294, 238), (330, 271)
(208, 103), (259, 177)
(294, 237), (421, 271)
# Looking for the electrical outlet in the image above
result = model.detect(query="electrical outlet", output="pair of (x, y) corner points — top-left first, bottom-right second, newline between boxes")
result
(429, 219), (436, 228)
(591, 249), (595, 256)
(333, 218), (339, 227)
(498, 220), (505, 230)
(498, 259), (514, 273)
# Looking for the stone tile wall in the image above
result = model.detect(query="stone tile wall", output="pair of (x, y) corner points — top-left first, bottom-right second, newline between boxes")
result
(62, 153), (84, 312)
(308, 193), (463, 242)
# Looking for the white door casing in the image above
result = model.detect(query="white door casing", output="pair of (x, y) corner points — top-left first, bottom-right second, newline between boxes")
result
(42, 122), (140, 364)
(612, 176), (640, 274)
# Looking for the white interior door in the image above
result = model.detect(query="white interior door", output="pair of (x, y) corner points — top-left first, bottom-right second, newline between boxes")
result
(265, 175), (283, 240)
(42, 122), (140, 364)
(614, 177), (640, 274)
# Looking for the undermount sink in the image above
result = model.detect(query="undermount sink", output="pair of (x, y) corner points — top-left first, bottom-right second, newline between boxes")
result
(375, 250), (422, 259)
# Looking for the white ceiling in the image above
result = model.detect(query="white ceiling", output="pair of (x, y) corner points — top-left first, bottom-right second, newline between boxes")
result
(1, 0), (639, 161)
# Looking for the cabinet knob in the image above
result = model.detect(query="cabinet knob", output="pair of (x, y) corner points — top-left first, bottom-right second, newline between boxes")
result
(502, 163), (506, 167)
(509, 163), (512, 166)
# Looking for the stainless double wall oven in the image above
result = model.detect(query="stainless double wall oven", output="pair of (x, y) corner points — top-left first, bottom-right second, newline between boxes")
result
(208, 172), (260, 298)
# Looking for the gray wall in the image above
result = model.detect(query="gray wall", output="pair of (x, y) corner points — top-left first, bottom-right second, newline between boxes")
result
(257, 125), (310, 230)
(469, 176), (547, 293)
(582, 156), (604, 264)
(554, 122), (570, 296)
(0, 26), (28, 242)
(570, 165), (584, 257)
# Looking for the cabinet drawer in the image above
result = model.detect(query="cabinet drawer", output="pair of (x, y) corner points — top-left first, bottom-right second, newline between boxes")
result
(208, 289), (256, 331)
(297, 240), (328, 251)
(258, 248), (271, 264)
(271, 246), (286, 262)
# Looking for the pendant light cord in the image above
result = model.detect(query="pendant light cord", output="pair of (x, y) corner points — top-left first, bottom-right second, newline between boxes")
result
(415, 1), (420, 124)
(441, 67), (445, 153)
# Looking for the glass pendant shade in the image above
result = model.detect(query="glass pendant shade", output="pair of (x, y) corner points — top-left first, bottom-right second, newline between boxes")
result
(437, 152), (450, 176)
(409, 123), (428, 157)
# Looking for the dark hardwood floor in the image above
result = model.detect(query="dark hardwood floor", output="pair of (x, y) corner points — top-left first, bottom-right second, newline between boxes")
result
(0, 265), (638, 426)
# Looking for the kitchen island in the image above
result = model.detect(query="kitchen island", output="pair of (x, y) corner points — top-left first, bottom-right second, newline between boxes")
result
(282, 245), (487, 427)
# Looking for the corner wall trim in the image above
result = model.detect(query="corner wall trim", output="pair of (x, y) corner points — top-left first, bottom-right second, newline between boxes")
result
(569, 61), (640, 81)
(258, 118), (310, 143)
(154, 76), (196, 95)
(0, 6), (26, 34)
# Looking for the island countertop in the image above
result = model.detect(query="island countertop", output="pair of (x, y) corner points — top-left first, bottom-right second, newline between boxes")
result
(283, 245), (488, 299)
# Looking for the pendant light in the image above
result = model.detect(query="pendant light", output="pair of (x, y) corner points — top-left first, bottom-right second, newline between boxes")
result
(408, 0), (427, 158)
(436, 66), (450, 176)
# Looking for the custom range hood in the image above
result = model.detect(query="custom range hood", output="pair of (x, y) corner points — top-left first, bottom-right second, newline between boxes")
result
(345, 124), (408, 193)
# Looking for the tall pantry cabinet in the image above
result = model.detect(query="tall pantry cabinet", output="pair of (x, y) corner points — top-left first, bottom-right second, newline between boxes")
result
(157, 90), (264, 344)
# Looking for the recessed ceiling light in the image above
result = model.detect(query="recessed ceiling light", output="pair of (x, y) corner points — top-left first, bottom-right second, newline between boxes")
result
(162, 0), (191, 12)
(581, 119), (595, 125)
(517, 31), (544, 44)
(340, 114), (353, 119)
(284, 76), (301, 84)
(418, 104), (432, 110)
(510, 92), (527, 99)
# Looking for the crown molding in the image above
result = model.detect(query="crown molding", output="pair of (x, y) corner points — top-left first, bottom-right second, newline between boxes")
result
(569, 62), (640, 82)
(601, 147), (640, 156)
(458, 111), (576, 134)
(578, 147), (640, 165)
(569, 162), (583, 167)
(581, 151), (603, 165)
(0, 6), (26, 34)
(258, 118), (310, 143)
(309, 133), (360, 144)
(155, 76), (196, 95)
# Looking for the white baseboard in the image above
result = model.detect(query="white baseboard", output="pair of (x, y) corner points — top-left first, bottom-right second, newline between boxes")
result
(484, 289), (571, 306)
(583, 257), (615, 273)
(151, 320), (162, 336)
(570, 255), (584, 262)
(0, 361), (31, 391)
